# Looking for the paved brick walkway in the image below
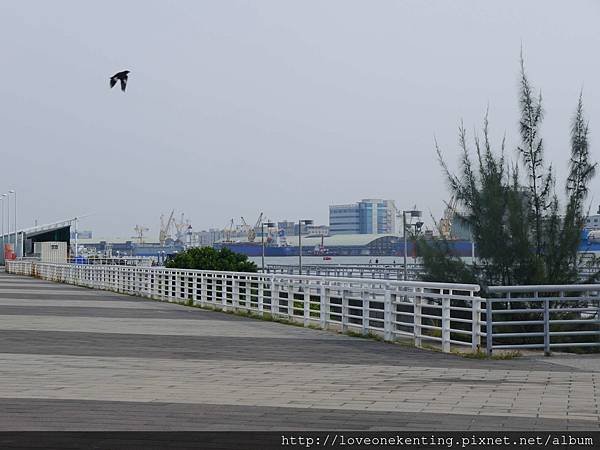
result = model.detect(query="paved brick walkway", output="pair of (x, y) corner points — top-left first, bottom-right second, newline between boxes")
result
(0, 271), (598, 430)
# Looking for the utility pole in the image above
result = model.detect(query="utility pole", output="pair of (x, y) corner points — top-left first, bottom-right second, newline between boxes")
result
(13, 191), (17, 257)
(402, 209), (422, 280)
(261, 220), (275, 272)
(0, 194), (5, 260)
(298, 219), (313, 275)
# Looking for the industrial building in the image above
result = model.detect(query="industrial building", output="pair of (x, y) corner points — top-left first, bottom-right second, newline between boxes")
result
(274, 221), (328, 237)
(0, 219), (74, 264)
(329, 199), (397, 235)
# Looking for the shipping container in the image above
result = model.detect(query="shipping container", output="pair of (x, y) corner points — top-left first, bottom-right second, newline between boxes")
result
(37, 241), (68, 263)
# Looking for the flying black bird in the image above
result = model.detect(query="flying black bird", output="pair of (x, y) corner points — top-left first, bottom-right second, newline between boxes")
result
(110, 70), (130, 92)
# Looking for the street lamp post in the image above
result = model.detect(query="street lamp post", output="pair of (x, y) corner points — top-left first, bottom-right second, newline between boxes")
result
(74, 216), (78, 260)
(8, 190), (16, 258)
(0, 194), (6, 258)
(298, 219), (313, 275)
(13, 191), (17, 257)
(6, 192), (10, 257)
(261, 220), (275, 272)
(402, 209), (422, 280)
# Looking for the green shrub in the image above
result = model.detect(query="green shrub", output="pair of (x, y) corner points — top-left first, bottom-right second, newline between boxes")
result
(166, 247), (258, 273)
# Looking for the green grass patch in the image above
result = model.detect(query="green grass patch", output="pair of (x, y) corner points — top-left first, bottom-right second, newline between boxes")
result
(344, 329), (385, 342)
(458, 349), (522, 360)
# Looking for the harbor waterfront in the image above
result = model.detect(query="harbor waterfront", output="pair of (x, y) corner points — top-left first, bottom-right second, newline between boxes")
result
(7, 259), (600, 355)
(249, 255), (421, 266)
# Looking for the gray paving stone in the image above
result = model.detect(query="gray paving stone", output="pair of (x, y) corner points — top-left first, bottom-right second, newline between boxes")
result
(1, 398), (597, 431)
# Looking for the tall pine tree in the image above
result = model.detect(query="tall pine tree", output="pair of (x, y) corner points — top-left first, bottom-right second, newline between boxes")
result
(420, 54), (596, 288)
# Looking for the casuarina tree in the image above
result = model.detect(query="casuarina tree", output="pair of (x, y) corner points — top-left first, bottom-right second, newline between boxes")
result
(419, 53), (596, 288)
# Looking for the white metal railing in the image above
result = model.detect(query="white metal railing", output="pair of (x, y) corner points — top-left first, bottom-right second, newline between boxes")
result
(5, 260), (33, 275)
(66, 257), (155, 267)
(6, 261), (483, 353)
(265, 263), (424, 281)
(486, 285), (600, 355)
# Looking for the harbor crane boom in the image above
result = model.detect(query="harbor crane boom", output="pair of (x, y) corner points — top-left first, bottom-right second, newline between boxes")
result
(240, 216), (255, 242)
(224, 218), (235, 242)
(240, 212), (264, 242)
(132, 225), (150, 244)
(438, 196), (457, 239)
(174, 212), (190, 243)
(159, 210), (175, 246)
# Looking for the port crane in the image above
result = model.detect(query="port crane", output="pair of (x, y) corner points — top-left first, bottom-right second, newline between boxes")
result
(159, 210), (175, 246)
(132, 225), (149, 244)
(174, 213), (191, 243)
(240, 216), (254, 242)
(240, 212), (264, 242)
(223, 218), (235, 242)
(438, 196), (457, 239)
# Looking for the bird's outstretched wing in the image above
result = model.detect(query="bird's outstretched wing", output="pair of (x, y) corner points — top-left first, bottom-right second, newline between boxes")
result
(110, 77), (117, 88)
(120, 76), (128, 92)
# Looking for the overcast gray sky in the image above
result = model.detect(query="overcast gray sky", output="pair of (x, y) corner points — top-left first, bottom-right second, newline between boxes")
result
(1, 1), (599, 237)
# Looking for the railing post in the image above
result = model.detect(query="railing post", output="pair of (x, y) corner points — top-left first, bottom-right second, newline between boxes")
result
(198, 272), (205, 306)
(150, 269), (156, 299)
(178, 270), (184, 302)
(287, 283), (294, 319)
(134, 267), (138, 294)
(441, 290), (451, 353)
(486, 298), (493, 356)
(597, 289), (600, 344)
(543, 291), (550, 356)
(471, 293), (481, 352)
(272, 276), (279, 318)
(383, 286), (392, 341)
(341, 288), (349, 333)
(186, 271), (191, 303)
(220, 275), (227, 310)
(158, 269), (164, 301)
(207, 273), (214, 305)
(232, 276), (239, 312)
(257, 276), (264, 317)
(303, 282), (310, 327)
(414, 287), (422, 348)
(320, 280), (327, 329)
(361, 289), (369, 336)
(191, 272), (198, 305)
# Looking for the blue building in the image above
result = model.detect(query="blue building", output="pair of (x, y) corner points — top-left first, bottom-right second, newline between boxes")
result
(329, 199), (396, 235)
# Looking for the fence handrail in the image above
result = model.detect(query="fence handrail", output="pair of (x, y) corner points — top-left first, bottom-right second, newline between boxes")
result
(267, 263), (424, 268)
(266, 263), (428, 283)
(486, 283), (600, 356)
(488, 284), (600, 293)
(27, 262), (481, 292)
